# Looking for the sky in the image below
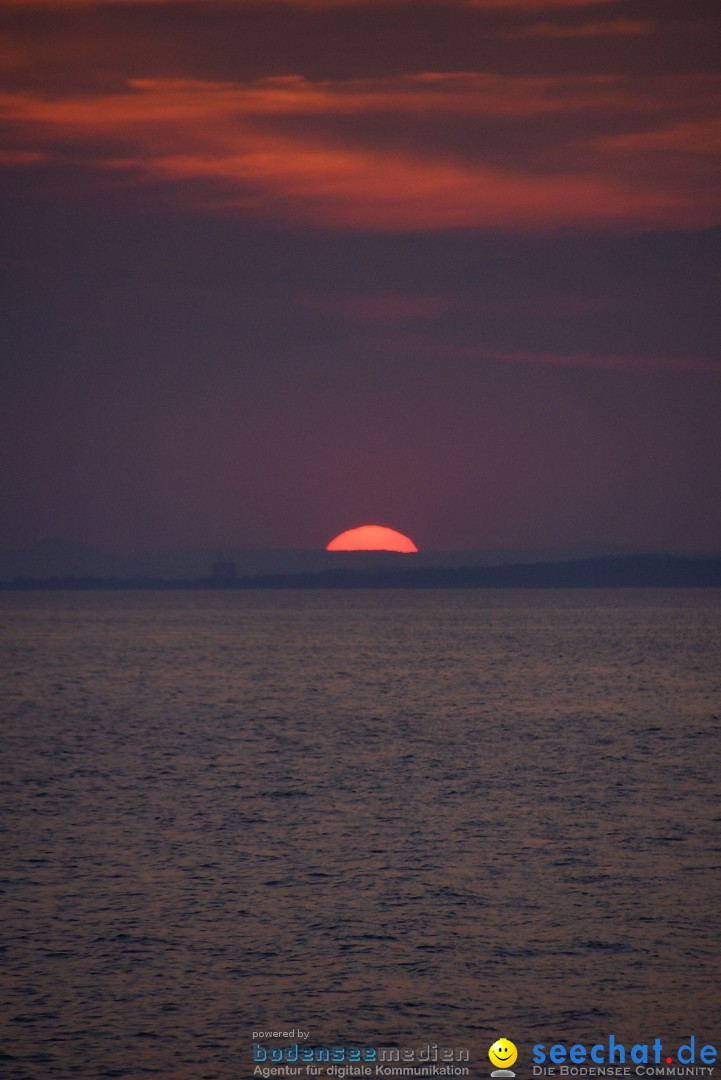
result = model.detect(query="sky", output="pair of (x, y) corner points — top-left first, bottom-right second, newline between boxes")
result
(1, 0), (720, 556)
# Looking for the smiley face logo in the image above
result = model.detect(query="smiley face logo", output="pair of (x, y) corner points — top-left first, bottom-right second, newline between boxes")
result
(489, 1039), (518, 1071)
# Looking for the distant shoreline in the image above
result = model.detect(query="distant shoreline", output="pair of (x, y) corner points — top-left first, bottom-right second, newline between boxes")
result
(2, 555), (721, 589)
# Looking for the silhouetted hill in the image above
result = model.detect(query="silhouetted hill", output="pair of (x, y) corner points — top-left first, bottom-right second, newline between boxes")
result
(3, 555), (721, 589)
(0, 539), (674, 581)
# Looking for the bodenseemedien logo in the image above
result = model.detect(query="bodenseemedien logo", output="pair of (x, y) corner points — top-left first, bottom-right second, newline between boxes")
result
(490, 1038), (518, 1078)
(252, 1040), (471, 1075)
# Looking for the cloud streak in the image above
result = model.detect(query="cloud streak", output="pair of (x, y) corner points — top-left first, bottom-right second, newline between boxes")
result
(500, 18), (655, 39)
(385, 338), (721, 374)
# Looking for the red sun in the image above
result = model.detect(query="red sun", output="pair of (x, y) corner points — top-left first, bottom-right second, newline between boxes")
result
(326, 525), (419, 553)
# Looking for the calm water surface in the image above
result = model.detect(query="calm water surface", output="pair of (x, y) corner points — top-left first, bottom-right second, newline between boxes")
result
(1, 590), (720, 1079)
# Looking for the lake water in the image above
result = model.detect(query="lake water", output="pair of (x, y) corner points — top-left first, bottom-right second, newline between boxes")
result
(1, 589), (720, 1079)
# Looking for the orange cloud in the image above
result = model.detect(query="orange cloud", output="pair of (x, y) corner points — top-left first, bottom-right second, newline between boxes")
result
(137, 143), (687, 231)
(298, 291), (459, 321)
(2, 73), (657, 124)
(2, 73), (720, 232)
(501, 18), (655, 38)
(597, 119), (721, 155)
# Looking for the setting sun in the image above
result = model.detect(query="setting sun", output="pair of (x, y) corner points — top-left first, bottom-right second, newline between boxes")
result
(326, 525), (418, 552)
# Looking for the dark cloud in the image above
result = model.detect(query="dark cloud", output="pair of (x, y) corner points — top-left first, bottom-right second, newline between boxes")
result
(2, 0), (720, 93)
